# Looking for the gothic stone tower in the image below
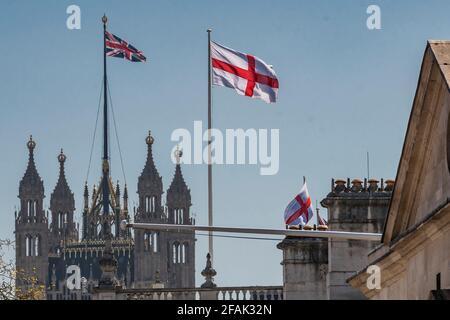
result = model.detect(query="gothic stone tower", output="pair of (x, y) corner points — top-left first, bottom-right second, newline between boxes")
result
(133, 132), (169, 288)
(133, 132), (195, 289)
(321, 178), (393, 300)
(49, 149), (77, 253)
(15, 136), (49, 292)
(166, 149), (195, 289)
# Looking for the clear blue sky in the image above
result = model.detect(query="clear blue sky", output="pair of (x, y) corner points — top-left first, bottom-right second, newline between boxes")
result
(1, 0), (449, 287)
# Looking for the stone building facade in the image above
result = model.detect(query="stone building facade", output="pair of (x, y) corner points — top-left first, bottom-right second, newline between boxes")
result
(278, 178), (393, 300)
(349, 41), (450, 300)
(14, 132), (195, 300)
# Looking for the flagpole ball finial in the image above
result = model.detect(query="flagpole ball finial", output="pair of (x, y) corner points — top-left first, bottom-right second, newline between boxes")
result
(102, 15), (108, 24)
(207, 29), (212, 33)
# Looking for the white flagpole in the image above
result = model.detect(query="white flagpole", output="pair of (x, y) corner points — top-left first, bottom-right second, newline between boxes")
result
(207, 29), (214, 263)
(122, 222), (382, 242)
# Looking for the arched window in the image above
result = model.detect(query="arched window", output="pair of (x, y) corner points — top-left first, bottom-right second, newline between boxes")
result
(152, 233), (158, 253)
(96, 223), (102, 238)
(172, 242), (181, 264)
(172, 243), (177, 263)
(151, 196), (155, 213)
(28, 200), (37, 217)
(182, 243), (188, 263)
(58, 212), (64, 228)
(25, 235), (32, 257)
(145, 196), (156, 213)
(144, 196), (157, 213)
(27, 201), (31, 217)
(174, 208), (184, 224)
(145, 196), (149, 213)
(28, 200), (36, 217)
(180, 209), (184, 224)
(177, 244), (181, 263)
(111, 223), (116, 237)
(34, 235), (40, 256)
(181, 244), (186, 263)
(144, 233), (151, 252)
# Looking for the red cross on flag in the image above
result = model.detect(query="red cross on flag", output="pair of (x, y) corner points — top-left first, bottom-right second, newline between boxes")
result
(211, 41), (279, 103)
(284, 182), (314, 226)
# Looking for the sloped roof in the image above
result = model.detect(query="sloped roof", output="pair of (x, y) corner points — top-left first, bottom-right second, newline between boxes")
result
(382, 41), (450, 244)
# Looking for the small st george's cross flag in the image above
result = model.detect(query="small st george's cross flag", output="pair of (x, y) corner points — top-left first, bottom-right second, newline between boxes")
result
(284, 182), (314, 226)
(105, 31), (146, 62)
(318, 211), (328, 226)
(211, 41), (279, 103)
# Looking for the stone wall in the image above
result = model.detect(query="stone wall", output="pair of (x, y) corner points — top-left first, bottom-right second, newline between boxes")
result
(321, 178), (392, 299)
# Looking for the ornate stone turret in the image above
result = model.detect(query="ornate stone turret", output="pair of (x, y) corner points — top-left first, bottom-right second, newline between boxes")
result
(83, 182), (89, 209)
(166, 148), (196, 289)
(115, 181), (121, 208)
(18, 136), (45, 223)
(15, 136), (49, 294)
(134, 131), (167, 289)
(136, 131), (163, 220)
(167, 148), (192, 225)
(49, 149), (77, 246)
(123, 184), (128, 212)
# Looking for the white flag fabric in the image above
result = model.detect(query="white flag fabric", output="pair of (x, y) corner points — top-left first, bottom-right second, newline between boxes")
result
(210, 41), (279, 103)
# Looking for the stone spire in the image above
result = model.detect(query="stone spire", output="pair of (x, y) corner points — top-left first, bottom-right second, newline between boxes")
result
(50, 149), (74, 211)
(19, 135), (44, 200)
(167, 148), (192, 226)
(50, 149), (76, 241)
(18, 135), (45, 223)
(83, 182), (89, 210)
(138, 131), (162, 191)
(123, 184), (128, 210)
(167, 148), (191, 207)
(115, 181), (121, 208)
(137, 131), (163, 219)
(15, 136), (49, 291)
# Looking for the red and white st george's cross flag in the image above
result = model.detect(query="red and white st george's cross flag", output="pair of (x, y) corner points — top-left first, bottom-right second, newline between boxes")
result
(284, 182), (314, 226)
(211, 41), (279, 103)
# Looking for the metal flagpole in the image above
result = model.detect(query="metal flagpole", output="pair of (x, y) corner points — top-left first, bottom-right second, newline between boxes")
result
(98, 14), (117, 287)
(122, 222), (382, 242)
(207, 29), (214, 263)
(102, 15), (110, 228)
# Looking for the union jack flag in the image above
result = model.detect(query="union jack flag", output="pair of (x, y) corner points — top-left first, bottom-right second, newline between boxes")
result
(105, 31), (146, 62)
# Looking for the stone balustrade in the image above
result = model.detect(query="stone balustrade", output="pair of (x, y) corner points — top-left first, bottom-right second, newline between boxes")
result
(118, 286), (283, 300)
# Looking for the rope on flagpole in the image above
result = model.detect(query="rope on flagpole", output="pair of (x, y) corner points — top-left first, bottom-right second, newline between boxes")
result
(85, 81), (103, 183)
(107, 80), (127, 185)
